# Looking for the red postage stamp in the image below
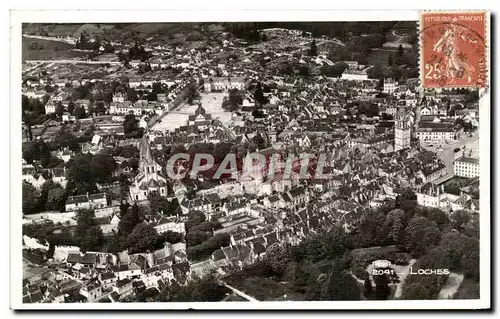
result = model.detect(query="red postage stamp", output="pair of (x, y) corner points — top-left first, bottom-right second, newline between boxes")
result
(420, 11), (487, 88)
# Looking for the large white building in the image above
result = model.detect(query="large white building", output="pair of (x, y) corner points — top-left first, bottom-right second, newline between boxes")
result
(110, 100), (155, 116)
(204, 77), (245, 92)
(416, 182), (479, 213)
(416, 122), (458, 142)
(341, 69), (369, 81)
(383, 78), (397, 94)
(454, 157), (480, 178)
(65, 193), (108, 212)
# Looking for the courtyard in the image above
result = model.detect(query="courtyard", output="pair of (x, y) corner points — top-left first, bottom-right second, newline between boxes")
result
(151, 92), (232, 132)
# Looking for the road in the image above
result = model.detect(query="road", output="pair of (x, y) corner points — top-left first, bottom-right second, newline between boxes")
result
(25, 59), (121, 65)
(423, 130), (479, 183)
(438, 273), (464, 299)
(23, 34), (76, 45)
(220, 282), (259, 302)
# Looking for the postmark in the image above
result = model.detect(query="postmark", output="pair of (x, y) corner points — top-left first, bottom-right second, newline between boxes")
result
(420, 11), (487, 89)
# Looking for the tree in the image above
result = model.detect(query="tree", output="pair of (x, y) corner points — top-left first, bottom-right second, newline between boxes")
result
(126, 88), (138, 103)
(186, 230), (212, 247)
(91, 154), (117, 183)
(251, 133), (266, 150)
(123, 114), (142, 137)
(185, 211), (206, 231)
(55, 101), (65, 117)
(186, 82), (200, 105)
(66, 154), (98, 194)
(320, 62), (348, 77)
(322, 260), (361, 300)
(449, 210), (471, 231)
(126, 223), (161, 254)
(160, 231), (183, 245)
(425, 208), (449, 230)
(74, 209), (103, 252)
(81, 226), (105, 252)
(168, 275), (229, 302)
(373, 273), (391, 300)
(363, 279), (373, 299)
(46, 185), (67, 211)
(118, 203), (142, 235)
(22, 182), (40, 215)
(119, 202), (130, 218)
(284, 261), (322, 300)
(22, 139), (51, 165)
(94, 101), (107, 115)
(401, 282), (432, 300)
(398, 44), (404, 57)
(227, 89), (243, 108)
(298, 65), (310, 76)
(253, 82), (268, 106)
(149, 194), (169, 213)
(367, 63), (384, 79)
(87, 103), (95, 116)
(309, 39), (318, 56)
(404, 216), (441, 256)
(429, 231), (479, 280)
(264, 243), (293, 275)
(74, 105), (86, 119)
(67, 102), (75, 115)
(52, 125), (81, 153)
(187, 233), (230, 261)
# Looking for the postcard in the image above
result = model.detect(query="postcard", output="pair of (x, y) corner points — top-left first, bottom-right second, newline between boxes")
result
(10, 9), (490, 310)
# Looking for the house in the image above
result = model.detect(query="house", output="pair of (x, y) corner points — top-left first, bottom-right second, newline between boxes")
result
(95, 214), (121, 235)
(111, 263), (142, 281)
(66, 252), (98, 268)
(416, 122), (458, 142)
(62, 112), (76, 123)
(454, 157), (479, 178)
(204, 76), (245, 92)
(99, 272), (117, 290)
(22, 283), (44, 303)
(142, 263), (174, 288)
(285, 185), (309, 211)
(65, 193), (107, 211)
(113, 278), (134, 298)
(263, 194), (285, 209)
(383, 78), (397, 94)
(80, 281), (104, 302)
(148, 214), (186, 235)
(172, 261), (191, 284)
(341, 69), (369, 81)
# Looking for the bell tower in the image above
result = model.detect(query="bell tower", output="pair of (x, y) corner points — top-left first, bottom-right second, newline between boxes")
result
(394, 108), (411, 152)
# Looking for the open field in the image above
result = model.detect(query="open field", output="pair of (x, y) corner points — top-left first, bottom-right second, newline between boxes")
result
(22, 36), (88, 61)
(151, 92), (232, 132)
(223, 262), (300, 301)
(367, 48), (399, 67)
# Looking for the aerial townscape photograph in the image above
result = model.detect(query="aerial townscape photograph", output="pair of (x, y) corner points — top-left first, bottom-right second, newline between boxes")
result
(14, 11), (489, 309)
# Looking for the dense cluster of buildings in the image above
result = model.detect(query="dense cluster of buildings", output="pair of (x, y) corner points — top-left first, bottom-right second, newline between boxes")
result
(21, 25), (480, 303)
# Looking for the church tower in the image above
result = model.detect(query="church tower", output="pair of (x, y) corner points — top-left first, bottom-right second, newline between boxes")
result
(394, 107), (411, 152)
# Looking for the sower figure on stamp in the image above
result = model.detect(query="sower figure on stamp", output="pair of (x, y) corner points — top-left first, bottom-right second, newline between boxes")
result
(432, 24), (475, 85)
